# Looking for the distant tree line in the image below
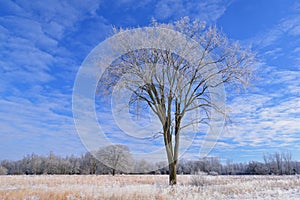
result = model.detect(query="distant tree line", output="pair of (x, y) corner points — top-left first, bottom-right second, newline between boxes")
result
(0, 146), (299, 176)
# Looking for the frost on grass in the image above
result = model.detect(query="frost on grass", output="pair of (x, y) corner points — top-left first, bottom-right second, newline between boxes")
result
(189, 171), (211, 187)
(0, 175), (299, 200)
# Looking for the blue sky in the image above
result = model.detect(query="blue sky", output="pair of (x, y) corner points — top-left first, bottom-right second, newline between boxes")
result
(0, 0), (299, 162)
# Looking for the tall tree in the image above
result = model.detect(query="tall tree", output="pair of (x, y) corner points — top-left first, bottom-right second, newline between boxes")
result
(98, 17), (255, 184)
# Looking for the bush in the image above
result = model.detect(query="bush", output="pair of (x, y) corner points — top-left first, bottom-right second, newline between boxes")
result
(208, 171), (218, 176)
(190, 172), (211, 186)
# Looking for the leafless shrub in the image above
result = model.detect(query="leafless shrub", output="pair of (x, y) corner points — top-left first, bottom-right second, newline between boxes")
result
(208, 171), (218, 176)
(190, 172), (211, 186)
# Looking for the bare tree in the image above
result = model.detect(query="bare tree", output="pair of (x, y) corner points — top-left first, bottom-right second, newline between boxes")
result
(263, 153), (273, 174)
(201, 156), (222, 174)
(134, 159), (155, 174)
(81, 152), (98, 174)
(275, 152), (283, 175)
(97, 145), (133, 176)
(0, 165), (7, 175)
(282, 151), (292, 175)
(247, 161), (268, 175)
(263, 151), (293, 175)
(98, 17), (255, 184)
(225, 159), (234, 175)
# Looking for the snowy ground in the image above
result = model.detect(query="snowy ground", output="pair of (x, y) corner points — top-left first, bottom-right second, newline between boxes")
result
(0, 175), (299, 199)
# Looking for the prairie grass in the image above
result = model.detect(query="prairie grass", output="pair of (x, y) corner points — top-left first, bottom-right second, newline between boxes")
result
(0, 175), (299, 199)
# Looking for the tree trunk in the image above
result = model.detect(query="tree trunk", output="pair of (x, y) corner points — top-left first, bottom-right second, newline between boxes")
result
(169, 162), (177, 185)
(112, 168), (115, 176)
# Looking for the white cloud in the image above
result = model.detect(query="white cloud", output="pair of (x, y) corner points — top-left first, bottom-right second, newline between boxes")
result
(13, 0), (101, 36)
(0, 0), (110, 97)
(206, 58), (300, 157)
(0, 87), (86, 159)
(222, 92), (300, 150)
(251, 15), (300, 49)
(0, 0), (106, 158)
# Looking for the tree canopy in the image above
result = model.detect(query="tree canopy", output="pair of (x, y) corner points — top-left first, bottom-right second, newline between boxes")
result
(97, 17), (255, 185)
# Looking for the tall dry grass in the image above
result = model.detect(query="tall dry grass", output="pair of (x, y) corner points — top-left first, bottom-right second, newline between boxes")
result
(0, 175), (299, 199)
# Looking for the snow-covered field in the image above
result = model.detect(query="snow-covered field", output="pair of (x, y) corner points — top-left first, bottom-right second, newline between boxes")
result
(0, 175), (299, 199)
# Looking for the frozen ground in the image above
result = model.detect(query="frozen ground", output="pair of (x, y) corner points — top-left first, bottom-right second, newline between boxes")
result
(0, 175), (299, 199)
